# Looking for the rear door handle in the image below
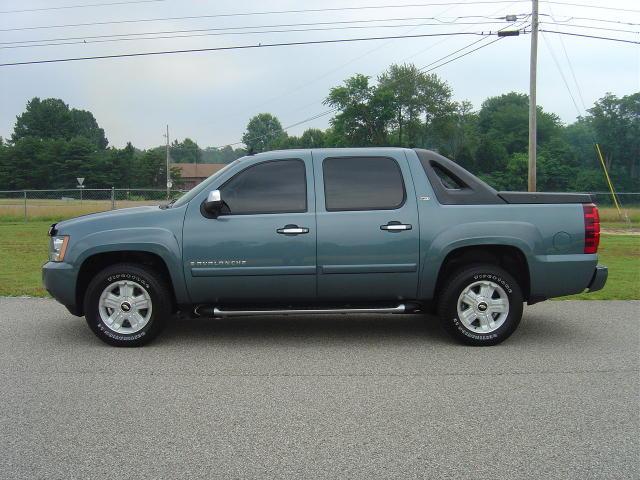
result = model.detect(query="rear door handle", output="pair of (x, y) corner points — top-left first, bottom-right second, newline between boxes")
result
(380, 222), (412, 232)
(277, 224), (309, 235)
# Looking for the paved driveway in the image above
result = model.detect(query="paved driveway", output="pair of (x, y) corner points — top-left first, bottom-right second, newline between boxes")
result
(0, 298), (638, 479)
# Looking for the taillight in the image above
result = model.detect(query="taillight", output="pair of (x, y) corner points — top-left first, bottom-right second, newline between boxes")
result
(583, 203), (600, 254)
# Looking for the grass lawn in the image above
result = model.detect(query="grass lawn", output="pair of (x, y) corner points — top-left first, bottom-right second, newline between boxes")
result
(0, 220), (638, 299)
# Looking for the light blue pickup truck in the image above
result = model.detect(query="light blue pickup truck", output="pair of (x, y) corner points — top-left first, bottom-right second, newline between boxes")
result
(43, 148), (607, 347)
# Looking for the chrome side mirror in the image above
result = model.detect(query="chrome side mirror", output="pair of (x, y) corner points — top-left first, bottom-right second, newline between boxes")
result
(203, 190), (223, 215)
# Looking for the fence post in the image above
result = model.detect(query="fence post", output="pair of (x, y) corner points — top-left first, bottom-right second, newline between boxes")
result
(111, 187), (115, 210)
(23, 190), (27, 222)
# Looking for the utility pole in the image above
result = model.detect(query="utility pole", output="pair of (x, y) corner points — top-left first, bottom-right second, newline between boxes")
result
(528, 0), (539, 192)
(163, 125), (171, 199)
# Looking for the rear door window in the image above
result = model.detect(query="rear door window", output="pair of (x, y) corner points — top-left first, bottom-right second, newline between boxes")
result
(323, 156), (405, 211)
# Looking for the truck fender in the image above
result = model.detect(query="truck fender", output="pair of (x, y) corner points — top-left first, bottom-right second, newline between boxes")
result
(418, 221), (542, 300)
(70, 227), (189, 304)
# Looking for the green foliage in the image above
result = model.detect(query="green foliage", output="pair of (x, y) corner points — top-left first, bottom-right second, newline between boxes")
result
(242, 113), (287, 153)
(587, 92), (639, 190)
(1, 76), (638, 194)
(201, 145), (245, 164)
(377, 64), (454, 146)
(324, 74), (393, 146)
(170, 138), (201, 164)
(12, 97), (108, 149)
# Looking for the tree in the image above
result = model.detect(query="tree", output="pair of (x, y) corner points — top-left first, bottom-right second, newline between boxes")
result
(299, 128), (326, 148)
(475, 136), (508, 174)
(201, 146), (245, 163)
(564, 118), (596, 169)
(480, 152), (527, 191)
(242, 113), (287, 153)
(104, 142), (136, 187)
(12, 97), (108, 149)
(55, 137), (99, 188)
(377, 64), (454, 147)
(324, 74), (394, 146)
(70, 109), (108, 149)
(478, 92), (561, 155)
(587, 92), (639, 185)
(170, 138), (202, 164)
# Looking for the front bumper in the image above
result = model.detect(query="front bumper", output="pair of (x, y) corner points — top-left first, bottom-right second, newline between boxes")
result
(587, 265), (608, 293)
(42, 261), (82, 316)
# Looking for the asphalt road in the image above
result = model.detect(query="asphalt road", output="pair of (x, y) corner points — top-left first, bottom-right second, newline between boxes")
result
(0, 298), (638, 480)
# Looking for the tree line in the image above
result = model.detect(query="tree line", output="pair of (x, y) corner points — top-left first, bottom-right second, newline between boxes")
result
(0, 63), (638, 192)
(242, 64), (638, 193)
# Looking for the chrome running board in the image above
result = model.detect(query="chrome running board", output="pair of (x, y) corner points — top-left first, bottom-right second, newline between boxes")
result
(195, 304), (407, 317)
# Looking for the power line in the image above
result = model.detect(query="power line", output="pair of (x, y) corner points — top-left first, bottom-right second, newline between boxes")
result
(215, 31), (510, 149)
(278, 12), (527, 120)
(0, 0), (167, 14)
(1, 1), (530, 32)
(538, 29), (640, 44)
(226, 109), (339, 148)
(416, 18), (530, 71)
(552, 31), (588, 111)
(417, 36), (490, 70)
(219, 2), (466, 123)
(541, 33), (582, 116)
(539, 13), (640, 27)
(0, 31), (500, 67)
(423, 36), (506, 72)
(0, 21), (515, 50)
(541, 1), (640, 13)
(1, 14), (512, 45)
(540, 21), (640, 35)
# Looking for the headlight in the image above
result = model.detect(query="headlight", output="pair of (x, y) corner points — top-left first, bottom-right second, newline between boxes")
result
(49, 236), (69, 262)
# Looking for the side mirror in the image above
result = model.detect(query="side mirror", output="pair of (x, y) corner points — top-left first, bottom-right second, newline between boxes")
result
(203, 190), (223, 216)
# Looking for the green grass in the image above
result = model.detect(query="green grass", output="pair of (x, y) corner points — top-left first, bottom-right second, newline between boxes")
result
(559, 234), (639, 300)
(0, 221), (638, 299)
(0, 221), (51, 296)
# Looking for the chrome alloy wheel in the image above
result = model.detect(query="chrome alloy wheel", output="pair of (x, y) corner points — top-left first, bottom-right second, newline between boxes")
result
(98, 280), (152, 334)
(456, 280), (509, 334)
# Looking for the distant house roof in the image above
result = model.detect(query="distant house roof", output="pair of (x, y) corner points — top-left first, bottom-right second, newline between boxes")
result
(173, 163), (227, 178)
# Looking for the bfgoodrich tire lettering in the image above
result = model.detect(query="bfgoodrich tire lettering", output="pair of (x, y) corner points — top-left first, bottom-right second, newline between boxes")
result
(437, 264), (523, 346)
(84, 263), (171, 347)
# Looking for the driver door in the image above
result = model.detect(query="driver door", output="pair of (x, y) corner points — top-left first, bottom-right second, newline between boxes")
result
(182, 153), (317, 304)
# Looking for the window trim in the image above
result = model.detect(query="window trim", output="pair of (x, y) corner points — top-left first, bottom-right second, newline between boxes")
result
(207, 158), (308, 216)
(322, 155), (407, 212)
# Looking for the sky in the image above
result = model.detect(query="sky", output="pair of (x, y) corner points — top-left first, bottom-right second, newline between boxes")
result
(0, 0), (638, 149)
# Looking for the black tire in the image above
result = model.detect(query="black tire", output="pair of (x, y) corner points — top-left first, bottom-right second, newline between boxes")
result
(84, 263), (172, 347)
(437, 264), (523, 346)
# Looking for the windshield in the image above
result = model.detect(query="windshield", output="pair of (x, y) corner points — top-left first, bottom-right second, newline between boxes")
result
(171, 158), (243, 208)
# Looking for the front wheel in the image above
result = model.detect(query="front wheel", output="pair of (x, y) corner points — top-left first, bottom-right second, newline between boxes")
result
(84, 263), (171, 347)
(437, 264), (523, 346)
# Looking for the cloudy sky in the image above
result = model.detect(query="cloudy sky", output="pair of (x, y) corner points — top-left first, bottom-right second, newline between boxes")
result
(1, 0), (638, 149)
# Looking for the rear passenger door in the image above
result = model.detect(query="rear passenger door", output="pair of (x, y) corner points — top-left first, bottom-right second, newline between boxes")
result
(313, 151), (420, 301)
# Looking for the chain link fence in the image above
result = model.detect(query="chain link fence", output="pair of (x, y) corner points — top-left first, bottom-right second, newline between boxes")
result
(0, 188), (188, 221)
(0, 188), (638, 222)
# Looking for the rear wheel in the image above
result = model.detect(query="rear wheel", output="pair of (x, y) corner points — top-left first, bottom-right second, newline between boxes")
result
(437, 264), (523, 346)
(84, 263), (171, 347)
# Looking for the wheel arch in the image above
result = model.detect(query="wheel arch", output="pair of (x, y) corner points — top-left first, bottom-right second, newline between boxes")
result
(433, 244), (531, 302)
(76, 250), (179, 316)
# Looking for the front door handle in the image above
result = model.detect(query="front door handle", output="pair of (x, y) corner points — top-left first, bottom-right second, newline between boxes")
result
(380, 222), (412, 232)
(277, 224), (309, 235)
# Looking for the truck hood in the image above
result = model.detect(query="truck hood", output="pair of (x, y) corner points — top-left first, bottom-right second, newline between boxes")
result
(53, 205), (186, 237)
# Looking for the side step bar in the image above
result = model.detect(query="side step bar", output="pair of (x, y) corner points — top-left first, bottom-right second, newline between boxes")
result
(195, 304), (407, 317)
